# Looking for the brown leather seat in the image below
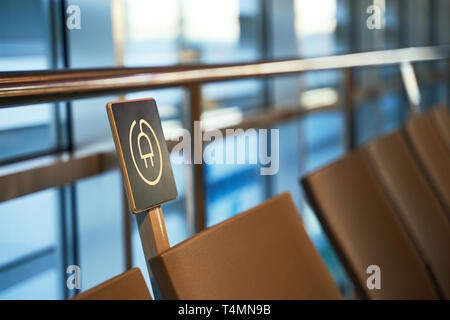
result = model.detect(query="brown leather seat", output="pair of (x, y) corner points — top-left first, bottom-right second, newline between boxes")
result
(301, 151), (438, 299)
(405, 114), (450, 213)
(149, 193), (342, 299)
(366, 131), (450, 298)
(71, 268), (152, 300)
(430, 105), (450, 147)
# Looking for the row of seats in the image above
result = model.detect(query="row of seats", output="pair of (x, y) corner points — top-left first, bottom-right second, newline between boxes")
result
(76, 192), (342, 300)
(74, 105), (450, 300)
(302, 105), (450, 299)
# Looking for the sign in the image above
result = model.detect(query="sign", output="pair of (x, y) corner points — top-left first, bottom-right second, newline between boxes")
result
(107, 98), (177, 213)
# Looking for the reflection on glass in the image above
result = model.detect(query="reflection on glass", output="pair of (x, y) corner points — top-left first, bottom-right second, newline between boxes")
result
(0, 190), (59, 267)
(205, 134), (265, 227)
(77, 170), (125, 291)
(355, 92), (407, 147)
(0, 269), (60, 300)
(124, 0), (261, 65)
(0, 0), (56, 163)
(0, 104), (56, 162)
(0, 190), (61, 299)
(0, 0), (50, 71)
(302, 110), (344, 173)
(295, 0), (337, 57)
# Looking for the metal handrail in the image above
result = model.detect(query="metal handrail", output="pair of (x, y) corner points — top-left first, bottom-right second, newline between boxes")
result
(0, 46), (449, 107)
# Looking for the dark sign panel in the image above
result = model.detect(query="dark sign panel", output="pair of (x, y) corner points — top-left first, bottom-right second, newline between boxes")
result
(107, 98), (177, 213)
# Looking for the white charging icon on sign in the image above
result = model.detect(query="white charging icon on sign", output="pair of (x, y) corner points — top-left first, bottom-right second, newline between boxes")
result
(137, 121), (154, 168)
(129, 119), (163, 186)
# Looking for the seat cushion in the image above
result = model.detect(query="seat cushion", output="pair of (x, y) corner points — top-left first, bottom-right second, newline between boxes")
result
(72, 268), (152, 300)
(149, 193), (342, 299)
(405, 114), (450, 212)
(430, 105), (450, 148)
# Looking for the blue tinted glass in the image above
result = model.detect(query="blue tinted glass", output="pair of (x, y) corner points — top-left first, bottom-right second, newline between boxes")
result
(355, 96), (405, 146)
(0, 189), (61, 299)
(0, 104), (57, 162)
(303, 110), (344, 172)
(0, 0), (50, 71)
(205, 134), (266, 227)
(0, 190), (59, 266)
(76, 170), (125, 291)
(0, 269), (60, 300)
(271, 122), (302, 207)
(0, 0), (56, 162)
(123, 0), (262, 65)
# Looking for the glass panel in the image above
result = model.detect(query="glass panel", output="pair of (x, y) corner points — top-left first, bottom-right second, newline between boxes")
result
(271, 122), (302, 208)
(0, 190), (59, 266)
(0, 0), (57, 163)
(295, 0), (338, 57)
(205, 134), (266, 227)
(76, 170), (125, 291)
(0, 189), (62, 299)
(0, 269), (60, 300)
(417, 61), (448, 109)
(66, 0), (124, 292)
(354, 92), (408, 146)
(124, 0), (180, 65)
(71, 97), (117, 149)
(123, 0), (262, 65)
(66, 0), (116, 69)
(0, 104), (57, 162)
(0, 0), (50, 71)
(203, 80), (264, 114)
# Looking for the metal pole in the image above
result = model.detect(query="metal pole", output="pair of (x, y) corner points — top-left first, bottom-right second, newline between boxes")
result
(135, 206), (170, 299)
(400, 61), (421, 115)
(343, 68), (356, 151)
(122, 190), (133, 270)
(188, 83), (207, 232)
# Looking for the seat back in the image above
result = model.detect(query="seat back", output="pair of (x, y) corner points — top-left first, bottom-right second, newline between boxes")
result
(72, 268), (152, 300)
(149, 193), (342, 299)
(301, 152), (438, 299)
(367, 131), (450, 298)
(430, 105), (450, 147)
(405, 114), (450, 212)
